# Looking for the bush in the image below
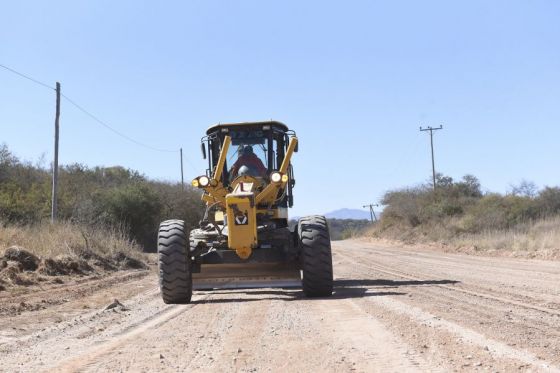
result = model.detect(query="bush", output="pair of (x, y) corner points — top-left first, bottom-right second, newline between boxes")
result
(327, 219), (371, 240)
(380, 174), (483, 230)
(149, 182), (204, 227)
(380, 187), (426, 227)
(461, 194), (536, 232)
(534, 187), (560, 217)
(96, 184), (163, 249)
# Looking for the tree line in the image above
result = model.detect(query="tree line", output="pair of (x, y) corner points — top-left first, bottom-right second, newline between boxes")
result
(378, 173), (560, 237)
(0, 144), (204, 250)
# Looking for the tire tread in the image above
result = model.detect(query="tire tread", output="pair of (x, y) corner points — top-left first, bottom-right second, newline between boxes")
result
(158, 220), (192, 304)
(298, 215), (334, 297)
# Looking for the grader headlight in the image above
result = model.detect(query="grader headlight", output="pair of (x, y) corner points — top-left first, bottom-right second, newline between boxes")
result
(198, 176), (210, 187)
(270, 171), (282, 183)
(192, 175), (210, 188)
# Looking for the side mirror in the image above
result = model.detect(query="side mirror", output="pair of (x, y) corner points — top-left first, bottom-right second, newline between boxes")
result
(201, 143), (207, 159)
(294, 142), (299, 153)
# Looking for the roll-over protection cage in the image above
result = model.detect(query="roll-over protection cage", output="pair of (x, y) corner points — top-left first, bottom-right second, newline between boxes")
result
(200, 121), (296, 208)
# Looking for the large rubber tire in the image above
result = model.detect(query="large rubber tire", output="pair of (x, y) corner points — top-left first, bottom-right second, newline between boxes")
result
(158, 220), (192, 304)
(298, 215), (334, 297)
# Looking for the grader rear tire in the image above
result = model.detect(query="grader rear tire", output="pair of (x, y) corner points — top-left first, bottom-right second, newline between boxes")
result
(158, 220), (192, 304)
(299, 215), (334, 297)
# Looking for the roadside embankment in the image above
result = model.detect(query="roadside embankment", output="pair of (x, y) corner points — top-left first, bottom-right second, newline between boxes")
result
(362, 216), (560, 261)
(367, 175), (560, 261)
(0, 222), (149, 292)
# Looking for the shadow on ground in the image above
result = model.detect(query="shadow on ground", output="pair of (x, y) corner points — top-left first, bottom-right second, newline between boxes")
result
(191, 278), (459, 304)
(335, 279), (460, 287)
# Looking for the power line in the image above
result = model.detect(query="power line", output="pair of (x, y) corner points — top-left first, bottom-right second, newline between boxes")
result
(0, 63), (55, 91)
(1, 62), (201, 174)
(1, 62), (178, 153)
(61, 93), (178, 153)
(62, 92), (200, 173)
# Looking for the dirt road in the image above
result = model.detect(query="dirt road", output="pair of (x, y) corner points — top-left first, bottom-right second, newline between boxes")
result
(1, 240), (559, 372)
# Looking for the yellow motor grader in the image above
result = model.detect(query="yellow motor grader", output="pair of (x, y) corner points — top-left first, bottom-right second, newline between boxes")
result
(157, 121), (333, 303)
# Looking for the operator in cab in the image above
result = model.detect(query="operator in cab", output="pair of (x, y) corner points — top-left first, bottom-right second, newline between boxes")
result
(230, 145), (267, 179)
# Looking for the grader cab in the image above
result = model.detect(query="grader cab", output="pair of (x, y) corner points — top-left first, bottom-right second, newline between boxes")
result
(157, 121), (333, 304)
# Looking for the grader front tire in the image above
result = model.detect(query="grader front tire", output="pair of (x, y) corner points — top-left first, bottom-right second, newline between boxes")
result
(299, 215), (334, 297)
(158, 220), (192, 304)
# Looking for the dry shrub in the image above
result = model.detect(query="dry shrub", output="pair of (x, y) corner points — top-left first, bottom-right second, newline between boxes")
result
(0, 221), (149, 289)
(368, 215), (560, 259)
(453, 217), (560, 258)
(1, 144), (204, 250)
(371, 175), (560, 259)
(0, 221), (144, 261)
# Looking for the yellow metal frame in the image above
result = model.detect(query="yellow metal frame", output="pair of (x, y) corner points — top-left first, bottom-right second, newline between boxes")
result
(255, 136), (298, 205)
(196, 134), (298, 259)
(201, 136), (231, 205)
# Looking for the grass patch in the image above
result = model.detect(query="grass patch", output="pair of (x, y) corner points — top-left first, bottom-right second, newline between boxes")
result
(452, 217), (560, 259)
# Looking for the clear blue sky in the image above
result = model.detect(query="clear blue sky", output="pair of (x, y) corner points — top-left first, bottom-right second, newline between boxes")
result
(1, 1), (559, 217)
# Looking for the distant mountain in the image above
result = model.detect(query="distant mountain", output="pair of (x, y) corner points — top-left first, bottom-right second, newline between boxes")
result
(324, 208), (372, 220)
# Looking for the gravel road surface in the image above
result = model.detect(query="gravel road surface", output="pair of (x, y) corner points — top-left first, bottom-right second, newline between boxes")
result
(1, 240), (559, 372)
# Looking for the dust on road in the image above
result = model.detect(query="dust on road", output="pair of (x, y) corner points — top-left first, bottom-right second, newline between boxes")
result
(1, 240), (559, 372)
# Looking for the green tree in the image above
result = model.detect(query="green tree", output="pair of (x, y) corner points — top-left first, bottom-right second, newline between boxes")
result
(97, 184), (163, 248)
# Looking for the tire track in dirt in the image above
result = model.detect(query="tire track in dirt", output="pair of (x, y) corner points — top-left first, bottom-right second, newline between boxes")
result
(334, 241), (560, 371)
(54, 293), (211, 372)
(337, 245), (560, 316)
(314, 298), (432, 372)
(93, 294), (245, 372)
(350, 245), (560, 305)
(367, 296), (559, 371)
(71, 287), (432, 372)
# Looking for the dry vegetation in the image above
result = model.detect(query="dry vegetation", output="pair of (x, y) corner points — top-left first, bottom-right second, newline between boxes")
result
(0, 143), (207, 291)
(367, 175), (560, 260)
(0, 143), (204, 249)
(0, 222), (142, 259)
(451, 217), (560, 259)
(0, 221), (149, 291)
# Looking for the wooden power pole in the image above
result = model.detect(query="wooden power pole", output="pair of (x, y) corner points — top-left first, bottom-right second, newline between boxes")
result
(180, 148), (184, 191)
(419, 125), (443, 191)
(51, 82), (61, 223)
(363, 204), (379, 223)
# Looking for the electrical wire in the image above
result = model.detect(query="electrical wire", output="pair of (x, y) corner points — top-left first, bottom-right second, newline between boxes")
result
(1, 62), (203, 171)
(61, 93), (178, 153)
(0, 63), (56, 91)
(62, 94), (203, 170)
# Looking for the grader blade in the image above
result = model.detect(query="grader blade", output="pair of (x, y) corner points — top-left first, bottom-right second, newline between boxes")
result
(193, 262), (301, 290)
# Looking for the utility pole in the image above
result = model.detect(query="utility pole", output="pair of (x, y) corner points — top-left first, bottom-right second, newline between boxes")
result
(51, 82), (61, 223)
(180, 148), (184, 191)
(419, 125), (443, 191)
(363, 204), (379, 223)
